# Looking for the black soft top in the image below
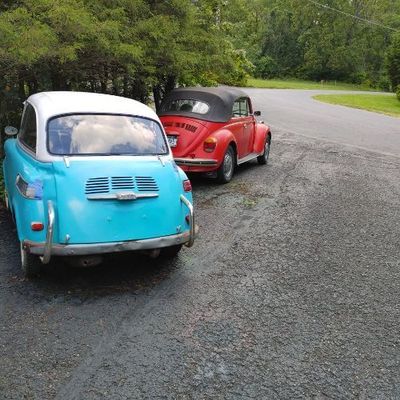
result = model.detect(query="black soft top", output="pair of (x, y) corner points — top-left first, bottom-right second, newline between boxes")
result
(158, 87), (249, 123)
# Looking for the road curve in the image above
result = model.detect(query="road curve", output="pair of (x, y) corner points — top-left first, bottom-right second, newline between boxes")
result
(243, 89), (400, 157)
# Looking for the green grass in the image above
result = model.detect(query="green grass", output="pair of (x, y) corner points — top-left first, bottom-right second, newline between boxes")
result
(247, 78), (375, 91)
(313, 93), (400, 118)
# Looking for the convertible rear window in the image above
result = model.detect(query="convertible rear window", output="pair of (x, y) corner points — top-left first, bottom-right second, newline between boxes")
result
(161, 99), (210, 115)
(47, 114), (168, 156)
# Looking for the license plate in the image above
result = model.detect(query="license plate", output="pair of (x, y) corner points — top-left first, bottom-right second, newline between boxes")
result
(168, 136), (178, 147)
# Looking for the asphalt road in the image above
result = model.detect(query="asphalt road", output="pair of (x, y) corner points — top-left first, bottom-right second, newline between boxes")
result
(244, 88), (400, 157)
(1, 90), (400, 399)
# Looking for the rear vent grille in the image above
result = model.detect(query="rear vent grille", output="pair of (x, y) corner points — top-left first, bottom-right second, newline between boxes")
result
(163, 122), (197, 133)
(85, 177), (110, 194)
(135, 176), (159, 192)
(111, 176), (134, 191)
(85, 176), (158, 194)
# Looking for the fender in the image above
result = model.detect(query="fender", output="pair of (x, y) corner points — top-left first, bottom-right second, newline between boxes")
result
(207, 129), (238, 165)
(253, 124), (271, 154)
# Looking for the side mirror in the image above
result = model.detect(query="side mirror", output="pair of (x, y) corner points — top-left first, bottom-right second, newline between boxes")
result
(254, 111), (261, 117)
(5, 126), (18, 136)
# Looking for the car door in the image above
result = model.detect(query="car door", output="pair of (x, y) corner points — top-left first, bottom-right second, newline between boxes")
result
(242, 97), (255, 154)
(231, 98), (253, 159)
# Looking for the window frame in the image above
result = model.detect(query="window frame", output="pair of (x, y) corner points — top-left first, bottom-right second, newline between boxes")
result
(46, 112), (170, 157)
(232, 97), (251, 118)
(18, 102), (38, 154)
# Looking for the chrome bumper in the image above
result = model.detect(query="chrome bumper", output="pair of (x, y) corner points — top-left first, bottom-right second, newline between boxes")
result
(25, 196), (196, 260)
(175, 158), (218, 167)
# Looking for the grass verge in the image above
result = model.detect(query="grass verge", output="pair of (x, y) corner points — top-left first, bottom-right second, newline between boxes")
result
(247, 78), (375, 91)
(313, 93), (400, 118)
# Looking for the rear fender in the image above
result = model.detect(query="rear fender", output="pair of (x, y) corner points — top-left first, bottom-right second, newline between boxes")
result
(207, 129), (238, 165)
(253, 124), (270, 154)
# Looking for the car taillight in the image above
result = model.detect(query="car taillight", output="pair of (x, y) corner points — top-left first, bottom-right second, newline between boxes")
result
(31, 222), (44, 231)
(183, 179), (192, 192)
(204, 137), (217, 153)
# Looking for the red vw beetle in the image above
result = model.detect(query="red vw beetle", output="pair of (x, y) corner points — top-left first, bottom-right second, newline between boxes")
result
(158, 87), (271, 183)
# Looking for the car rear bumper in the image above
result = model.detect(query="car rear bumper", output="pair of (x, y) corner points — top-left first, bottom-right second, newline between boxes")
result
(25, 196), (196, 261)
(24, 230), (193, 257)
(175, 157), (218, 167)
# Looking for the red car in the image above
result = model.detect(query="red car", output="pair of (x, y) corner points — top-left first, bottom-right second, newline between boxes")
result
(158, 87), (271, 183)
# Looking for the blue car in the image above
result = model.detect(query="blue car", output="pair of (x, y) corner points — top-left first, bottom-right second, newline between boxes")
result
(3, 92), (195, 276)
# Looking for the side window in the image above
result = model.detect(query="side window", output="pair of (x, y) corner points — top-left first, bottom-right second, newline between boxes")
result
(19, 103), (37, 151)
(232, 98), (249, 117)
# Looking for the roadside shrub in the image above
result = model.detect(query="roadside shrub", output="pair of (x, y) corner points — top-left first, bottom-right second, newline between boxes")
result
(396, 85), (400, 102)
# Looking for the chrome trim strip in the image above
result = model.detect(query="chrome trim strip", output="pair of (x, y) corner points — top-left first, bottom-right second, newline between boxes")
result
(40, 200), (54, 264)
(87, 192), (159, 200)
(180, 195), (195, 247)
(24, 230), (192, 256)
(175, 158), (218, 167)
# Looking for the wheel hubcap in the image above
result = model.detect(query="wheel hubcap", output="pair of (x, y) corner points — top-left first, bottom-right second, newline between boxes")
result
(264, 141), (270, 160)
(223, 152), (233, 178)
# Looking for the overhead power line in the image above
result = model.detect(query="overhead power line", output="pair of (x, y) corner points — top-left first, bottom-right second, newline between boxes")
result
(304, 0), (399, 32)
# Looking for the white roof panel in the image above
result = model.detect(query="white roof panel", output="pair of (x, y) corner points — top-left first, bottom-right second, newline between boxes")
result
(28, 91), (157, 121)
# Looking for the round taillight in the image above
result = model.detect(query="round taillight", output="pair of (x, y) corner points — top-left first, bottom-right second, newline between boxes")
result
(204, 137), (217, 153)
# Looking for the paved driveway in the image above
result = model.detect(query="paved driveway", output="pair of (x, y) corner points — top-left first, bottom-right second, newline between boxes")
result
(1, 89), (399, 399)
(244, 89), (400, 157)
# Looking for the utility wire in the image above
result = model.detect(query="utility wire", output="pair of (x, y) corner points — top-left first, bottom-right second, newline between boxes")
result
(304, 0), (399, 32)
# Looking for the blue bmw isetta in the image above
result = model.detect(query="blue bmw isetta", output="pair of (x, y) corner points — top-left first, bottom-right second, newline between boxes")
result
(3, 92), (195, 276)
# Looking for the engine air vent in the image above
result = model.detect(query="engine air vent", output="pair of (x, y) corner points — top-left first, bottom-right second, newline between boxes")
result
(135, 176), (159, 192)
(85, 177), (110, 194)
(111, 176), (135, 191)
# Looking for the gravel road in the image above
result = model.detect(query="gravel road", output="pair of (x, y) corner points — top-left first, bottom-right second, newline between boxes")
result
(1, 90), (399, 399)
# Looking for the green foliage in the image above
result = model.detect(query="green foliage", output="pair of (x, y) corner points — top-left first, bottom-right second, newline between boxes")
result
(0, 0), (253, 136)
(396, 85), (400, 102)
(387, 34), (400, 90)
(254, 0), (400, 89)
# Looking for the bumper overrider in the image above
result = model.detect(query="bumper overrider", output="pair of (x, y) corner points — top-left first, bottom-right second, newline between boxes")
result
(24, 196), (196, 264)
(174, 158), (218, 167)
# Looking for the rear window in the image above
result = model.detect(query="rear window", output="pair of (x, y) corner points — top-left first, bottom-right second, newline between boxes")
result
(47, 114), (168, 156)
(161, 99), (210, 115)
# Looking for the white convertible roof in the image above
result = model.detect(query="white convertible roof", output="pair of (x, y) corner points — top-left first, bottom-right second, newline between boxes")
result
(28, 91), (157, 121)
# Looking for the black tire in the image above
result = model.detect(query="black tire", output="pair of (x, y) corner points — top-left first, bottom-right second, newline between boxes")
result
(257, 135), (271, 165)
(20, 242), (41, 278)
(160, 244), (182, 259)
(216, 145), (235, 183)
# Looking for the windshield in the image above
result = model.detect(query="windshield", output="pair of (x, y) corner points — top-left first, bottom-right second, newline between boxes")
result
(47, 114), (168, 156)
(161, 99), (210, 115)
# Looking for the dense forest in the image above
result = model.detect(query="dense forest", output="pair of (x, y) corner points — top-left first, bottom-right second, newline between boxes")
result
(0, 0), (400, 134)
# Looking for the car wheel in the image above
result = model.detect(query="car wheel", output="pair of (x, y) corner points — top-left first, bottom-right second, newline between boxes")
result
(217, 145), (235, 183)
(257, 135), (271, 165)
(20, 242), (41, 278)
(160, 244), (182, 259)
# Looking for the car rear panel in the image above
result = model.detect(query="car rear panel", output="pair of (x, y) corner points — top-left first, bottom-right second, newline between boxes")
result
(52, 158), (190, 244)
(161, 116), (211, 157)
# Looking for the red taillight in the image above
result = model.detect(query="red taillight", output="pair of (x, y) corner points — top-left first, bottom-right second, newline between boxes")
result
(31, 222), (44, 231)
(183, 179), (192, 192)
(204, 137), (217, 153)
